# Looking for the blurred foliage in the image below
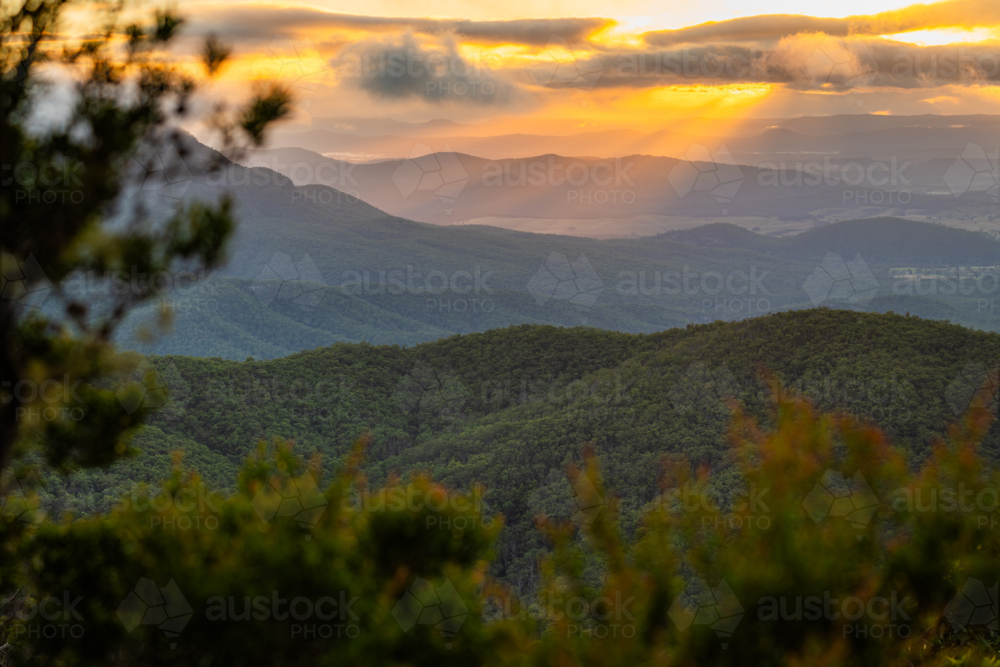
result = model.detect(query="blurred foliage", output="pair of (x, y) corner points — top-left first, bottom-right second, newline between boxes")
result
(0, 0), (289, 472)
(3, 387), (1000, 665)
(1, 0), (287, 660)
(517, 383), (1000, 666)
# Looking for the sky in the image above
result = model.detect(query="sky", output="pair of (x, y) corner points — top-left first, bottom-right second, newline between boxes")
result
(161, 0), (1000, 133)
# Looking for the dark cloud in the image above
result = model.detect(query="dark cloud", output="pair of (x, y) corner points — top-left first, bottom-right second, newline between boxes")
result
(188, 6), (609, 46)
(336, 34), (520, 106)
(424, 18), (611, 45)
(644, 16), (849, 47)
(518, 38), (1000, 92)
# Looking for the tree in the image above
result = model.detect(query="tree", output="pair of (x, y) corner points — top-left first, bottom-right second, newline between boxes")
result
(0, 0), (290, 471)
(0, 0), (289, 642)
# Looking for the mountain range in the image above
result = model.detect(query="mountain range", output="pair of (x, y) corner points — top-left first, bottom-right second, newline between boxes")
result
(108, 136), (999, 360)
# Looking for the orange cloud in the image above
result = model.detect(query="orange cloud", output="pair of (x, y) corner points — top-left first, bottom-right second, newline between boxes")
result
(643, 0), (1000, 46)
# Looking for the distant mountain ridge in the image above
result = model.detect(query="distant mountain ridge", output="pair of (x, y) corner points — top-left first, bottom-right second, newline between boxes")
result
(111, 138), (1000, 360)
(233, 144), (998, 226)
(265, 114), (1000, 163)
(653, 219), (1000, 265)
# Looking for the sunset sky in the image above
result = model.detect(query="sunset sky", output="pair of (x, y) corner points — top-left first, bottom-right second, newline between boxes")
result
(160, 0), (1000, 134)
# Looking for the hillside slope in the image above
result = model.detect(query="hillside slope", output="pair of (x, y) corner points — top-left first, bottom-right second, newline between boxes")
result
(63, 310), (1000, 587)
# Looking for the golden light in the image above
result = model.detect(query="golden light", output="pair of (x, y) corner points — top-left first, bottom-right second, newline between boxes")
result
(646, 84), (773, 109)
(883, 27), (1000, 45)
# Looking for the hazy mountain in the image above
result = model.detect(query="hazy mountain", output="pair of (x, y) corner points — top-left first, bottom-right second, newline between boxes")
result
(113, 140), (1000, 359)
(653, 218), (1000, 265)
(233, 145), (998, 230)
(260, 114), (1000, 166)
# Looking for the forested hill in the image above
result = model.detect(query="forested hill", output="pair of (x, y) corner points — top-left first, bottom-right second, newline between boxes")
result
(49, 308), (999, 590)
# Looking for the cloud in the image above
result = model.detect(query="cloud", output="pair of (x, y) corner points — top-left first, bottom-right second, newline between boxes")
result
(183, 1), (999, 101)
(644, 16), (850, 46)
(336, 34), (520, 105)
(187, 4), (610, 46)
(923, 95), (963, 105)
(643, 0), (1000, 46)
(527, 37), (999, 92)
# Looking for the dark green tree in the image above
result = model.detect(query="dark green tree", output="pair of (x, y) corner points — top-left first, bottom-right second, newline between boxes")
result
(1, 0), (289, 471)
(0, 0), (289, 630)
